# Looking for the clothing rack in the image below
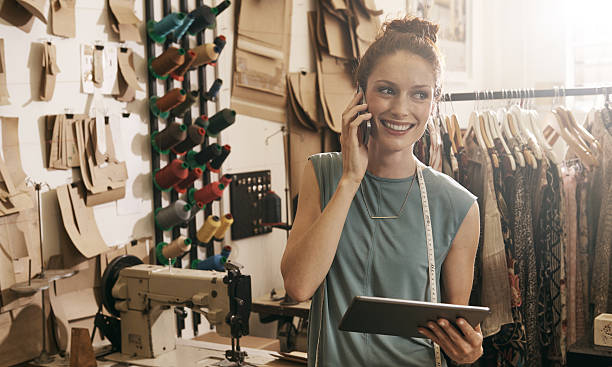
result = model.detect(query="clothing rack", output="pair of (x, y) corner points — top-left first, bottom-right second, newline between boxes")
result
(441, 86), (612, 102)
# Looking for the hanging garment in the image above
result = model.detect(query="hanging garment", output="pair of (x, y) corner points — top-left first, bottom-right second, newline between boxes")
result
(463, 131), (513, 337)
(587, 109), (612, 317)
(562, 166), (578, 347)
(575, 174), (590, 340)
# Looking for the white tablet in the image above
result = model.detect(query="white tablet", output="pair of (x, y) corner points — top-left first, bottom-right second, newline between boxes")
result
(338, 296), (490, 338)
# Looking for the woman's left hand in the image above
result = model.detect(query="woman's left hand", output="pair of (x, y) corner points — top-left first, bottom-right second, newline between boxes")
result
(418, 318), (483, 364)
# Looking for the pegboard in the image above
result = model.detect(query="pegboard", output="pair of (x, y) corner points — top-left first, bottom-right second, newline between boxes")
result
(229, 170), (273, 240)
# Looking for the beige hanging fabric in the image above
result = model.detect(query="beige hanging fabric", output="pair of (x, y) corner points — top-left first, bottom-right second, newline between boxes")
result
(0, 39), (10, 105)
(40, 42), (61, 101)
(51, 0), (76, 38)
(108, 0), (142, 43)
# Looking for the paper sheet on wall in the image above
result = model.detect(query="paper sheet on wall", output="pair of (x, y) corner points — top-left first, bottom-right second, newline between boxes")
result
(80, 44), (119, 95)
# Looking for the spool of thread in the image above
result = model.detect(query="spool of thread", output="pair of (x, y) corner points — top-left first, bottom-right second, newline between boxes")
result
(202, 78), (223, 102)
(170, 90), (199, 119)
(147, 12), (186, 44)
(170, 49), (196, 81)
(189, 36), (226, 69)
(220, 245), (232, 259)
(214, 213), (234, 240)
(189, 182), (224, 207)
(187, 1), (231, 35)
(172, 14), (195, 42)
(197, 215), (221, 243)
(186, 201), (204, 222)
(193, 254), (226, 271)
(151, 122), (187, 154)
(173, 167), (203, 193)
(262, 191), (282, 225)
(220, 173), (233, 187)
(150, 88), (187, 119)
(213, 35), (227, 53)
(185, 143), (221, 168)
(154, 159), (189, 191)
(155, 200), (192, 231)
(172, 125), (206, 155)
(156, 236), (192, 265)
(207, 144), (231, 173)
(206, 109), (236, 137)
(194, 115), (209, 129)
(149, 47), (185, 80)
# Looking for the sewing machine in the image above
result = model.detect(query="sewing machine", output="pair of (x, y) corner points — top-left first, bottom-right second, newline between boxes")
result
(98, 255), (252, 366)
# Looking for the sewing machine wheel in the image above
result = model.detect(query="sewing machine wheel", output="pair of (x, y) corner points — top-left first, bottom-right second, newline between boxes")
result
(101, 255), (143, 317)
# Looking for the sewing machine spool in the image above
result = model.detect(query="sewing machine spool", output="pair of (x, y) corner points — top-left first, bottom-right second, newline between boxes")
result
(101, 255), (143, 317)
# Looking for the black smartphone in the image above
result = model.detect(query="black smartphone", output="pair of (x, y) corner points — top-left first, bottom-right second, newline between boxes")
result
(358, 86), (371, 146)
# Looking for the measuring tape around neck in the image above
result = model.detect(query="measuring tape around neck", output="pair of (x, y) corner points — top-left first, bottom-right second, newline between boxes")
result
(416, 163), (442, 367)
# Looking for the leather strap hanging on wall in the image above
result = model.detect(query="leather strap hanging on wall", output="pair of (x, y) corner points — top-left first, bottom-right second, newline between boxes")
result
(0, 39), (10, 105)
(40, 42), (61, 101)
(51, 0), (76, 38)
(115, 47), (142, 102)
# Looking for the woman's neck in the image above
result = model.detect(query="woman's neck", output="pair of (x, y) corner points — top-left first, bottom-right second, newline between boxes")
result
(366, 146), (418, 179)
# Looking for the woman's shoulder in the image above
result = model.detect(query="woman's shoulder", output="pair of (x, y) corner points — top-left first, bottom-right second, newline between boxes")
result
(423, 166), (477, 203)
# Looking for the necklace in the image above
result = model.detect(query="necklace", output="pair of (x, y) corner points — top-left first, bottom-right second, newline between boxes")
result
(360, 165), (417, 219)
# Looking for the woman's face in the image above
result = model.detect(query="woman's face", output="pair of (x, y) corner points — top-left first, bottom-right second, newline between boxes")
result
(365, 50), (436, 153)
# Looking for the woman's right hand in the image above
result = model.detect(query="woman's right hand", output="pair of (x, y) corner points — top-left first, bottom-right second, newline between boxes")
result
(340, 89), (371, 186)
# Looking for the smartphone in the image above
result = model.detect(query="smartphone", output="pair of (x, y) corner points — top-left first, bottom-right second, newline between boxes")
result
(357, 86), (371, 146)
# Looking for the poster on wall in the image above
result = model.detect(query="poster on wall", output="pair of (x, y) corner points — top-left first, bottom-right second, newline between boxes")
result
(407, 0), (471, 82)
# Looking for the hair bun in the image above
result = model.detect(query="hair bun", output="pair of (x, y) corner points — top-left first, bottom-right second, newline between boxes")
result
(384, 16), (439, 43)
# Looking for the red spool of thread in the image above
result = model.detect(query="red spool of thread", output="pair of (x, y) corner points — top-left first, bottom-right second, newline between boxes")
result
(173, 167), (203, 193)
(171, 49), (197, 81)
(220, 173), (232, 187)
(156, 88), (186, 112)
(155, 159), (189, 190)
(193, 182), (224, 206)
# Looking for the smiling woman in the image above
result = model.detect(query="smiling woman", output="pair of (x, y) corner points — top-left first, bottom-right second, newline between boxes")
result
(281, 15), (482, 367)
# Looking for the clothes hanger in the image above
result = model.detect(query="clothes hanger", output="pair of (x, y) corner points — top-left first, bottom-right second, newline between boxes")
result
(480, 110), (499, 168)
(561, 106), (600, 156)
(501, 91), (526, 167)
(509, 90), (538, 168)
(488, 109), (516, 172)
(551, 107), (599, 167)
(467, 91), (487, 152)
(451, 114), (465, 151)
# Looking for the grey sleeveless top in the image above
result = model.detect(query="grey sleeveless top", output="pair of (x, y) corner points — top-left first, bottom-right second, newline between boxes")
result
(307, 152), (477, 367)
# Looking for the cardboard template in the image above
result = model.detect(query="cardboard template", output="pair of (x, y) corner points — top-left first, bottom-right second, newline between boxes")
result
(48, 256), (101, 354)
(230, 0), (292, 123)
(108, 0), (141, 42)
(0, 39), (10, 105)
(0, 190), (40, 311)
(353, 3), (379, 58)
(287, 73), (316, 131)
(0, 295), (49, 366)
(40, 42), (61, 101)
(322, 5), (353, 60)
(51, 0), (76, 38)
(0, 0), (35, 33)
(0, 117), (34, 216)
(298, 72), (322, 128)
(56, 183), (109, 258)
(15, 0), (48, 23)
(46, 114), (83, 170)
(80, 44), (119, 95)
(115, 47), (142, 102)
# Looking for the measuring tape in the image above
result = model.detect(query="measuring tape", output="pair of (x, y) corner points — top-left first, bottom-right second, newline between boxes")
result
(417, 163), (443, 367)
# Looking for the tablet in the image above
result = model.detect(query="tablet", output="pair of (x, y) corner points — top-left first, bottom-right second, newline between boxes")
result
(338, 296), (490, 338)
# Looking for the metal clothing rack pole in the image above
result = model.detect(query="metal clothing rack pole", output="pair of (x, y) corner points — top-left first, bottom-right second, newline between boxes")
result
(440, 86), (612, 102)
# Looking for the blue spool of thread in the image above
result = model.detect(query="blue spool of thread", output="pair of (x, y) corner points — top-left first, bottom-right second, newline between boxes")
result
(173, 14), (195, 42)
(202, 78), (223, 102)
(147, 12), (186, 44)
(193, 254), (226, 271)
